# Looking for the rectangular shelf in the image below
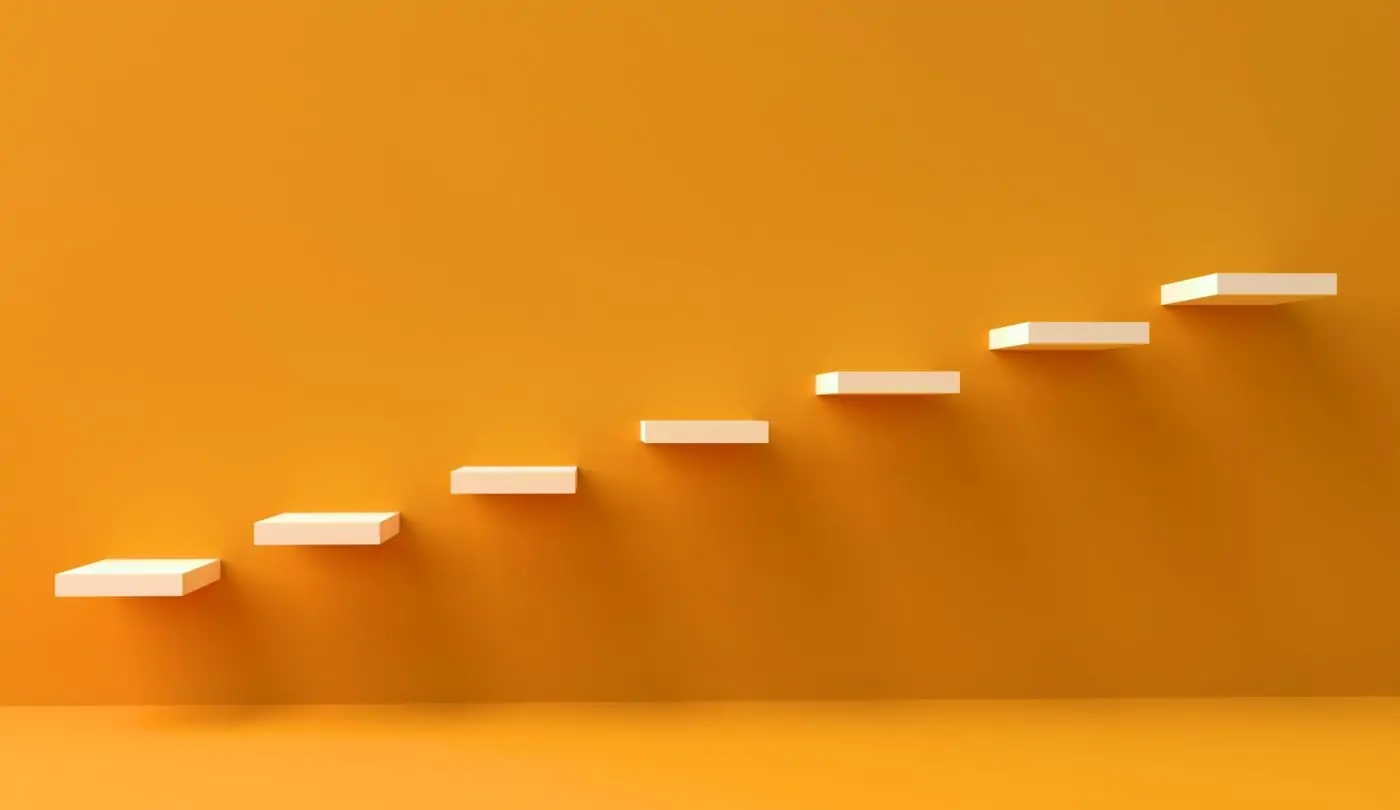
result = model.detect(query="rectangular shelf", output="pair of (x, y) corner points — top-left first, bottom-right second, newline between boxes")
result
(1161, 272), (1338, 306)
(55, 558), (221, 598)
(640, 420), (769, 444)
(815, 371), (960, 396)
(450, 466), (578, 494)
(253, 512), (401, 546)
(989, 321), (1150, 351)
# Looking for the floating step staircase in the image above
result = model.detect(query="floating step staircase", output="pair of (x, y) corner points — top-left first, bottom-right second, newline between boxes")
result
(815, 371), (960, 396)
(1161, 273), (1337, 306)
(55, 559), (221, 598)
(54, 273), (1338, 597)
(640, 420), (770, 444)
(253, 512), (401, 546)
(450, 466), (578, 494)
(989, 321), (1150, 351)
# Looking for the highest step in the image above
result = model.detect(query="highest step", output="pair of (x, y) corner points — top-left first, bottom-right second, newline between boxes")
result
(989, 322), (1150, 351)
(55, 558), (221, 597)
(815, 371), (960, 395)
(1161, 272), (1338, 306)
(254, 512), (401, 546)
(450, 466), (578, 494)
(640, 420), (770, 444)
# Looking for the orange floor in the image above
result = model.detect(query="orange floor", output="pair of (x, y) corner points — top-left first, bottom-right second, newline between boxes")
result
(3, 700), (1400, 808)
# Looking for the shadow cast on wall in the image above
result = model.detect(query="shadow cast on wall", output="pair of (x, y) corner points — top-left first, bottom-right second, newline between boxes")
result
(112, 299), (1400, 706)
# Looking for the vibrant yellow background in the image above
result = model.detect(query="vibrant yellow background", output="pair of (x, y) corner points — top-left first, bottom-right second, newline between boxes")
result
(1, 0), (1398, 706)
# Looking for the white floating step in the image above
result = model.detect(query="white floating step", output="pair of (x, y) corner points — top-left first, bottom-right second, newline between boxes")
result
(989, 321), (1150, 351)
(815, 371), (960, 396)
(253, 512), (400, 546)
(450, 466), (578, 494)
(1161, 272), (1338, 306)
(55, 558), (221, 598)
(640, 420), (769, 444)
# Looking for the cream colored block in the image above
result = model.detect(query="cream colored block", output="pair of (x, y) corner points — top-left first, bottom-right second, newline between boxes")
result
(253, 512), (400, 546)
(450, 466), (578, 494)
(1160, 272), (1338, 306)
(640, 420), (769, 444)
(815, 371), (960, 396)
(989, 321), (1150, 350)
(55, 558), (221, 598)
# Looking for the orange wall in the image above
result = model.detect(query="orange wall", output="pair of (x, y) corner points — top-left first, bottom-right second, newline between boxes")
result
(1, 0), (1398, 705)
